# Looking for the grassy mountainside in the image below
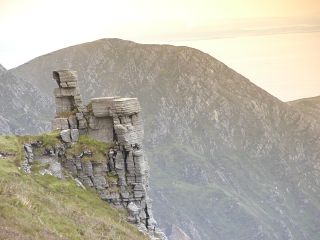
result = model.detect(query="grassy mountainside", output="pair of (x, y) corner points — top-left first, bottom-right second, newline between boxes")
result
(9, 39), (320, 240)
(0, 135), (147, 240)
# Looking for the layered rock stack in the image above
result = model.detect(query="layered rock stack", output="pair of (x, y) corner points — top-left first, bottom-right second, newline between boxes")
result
(50, 70), (166, 239)
(51, 70), (84, 143)
(52, 70), (85, 114)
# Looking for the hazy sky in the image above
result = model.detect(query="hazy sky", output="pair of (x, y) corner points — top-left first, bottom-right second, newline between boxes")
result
(0, 0), (319, 101)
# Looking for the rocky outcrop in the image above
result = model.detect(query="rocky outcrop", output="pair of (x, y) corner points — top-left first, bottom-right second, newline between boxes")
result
(21, 70), (166, 239)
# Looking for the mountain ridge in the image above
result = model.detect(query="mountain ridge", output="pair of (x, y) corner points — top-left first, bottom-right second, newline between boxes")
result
(10, 38), (284, 104)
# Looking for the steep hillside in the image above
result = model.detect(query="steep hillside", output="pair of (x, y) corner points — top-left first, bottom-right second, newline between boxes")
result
(0, 134), (147, 240)
(0, 65), (52, 134)
(288, 96), (320, 123)
(10, 39), (320, 240)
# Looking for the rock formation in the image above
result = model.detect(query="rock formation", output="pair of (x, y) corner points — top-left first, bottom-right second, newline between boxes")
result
(49, 70), (165, 239)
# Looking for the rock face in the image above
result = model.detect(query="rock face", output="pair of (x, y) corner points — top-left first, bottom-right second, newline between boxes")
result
(0, 64), (52, 134)
(8, 39), (320, 240)
(50, 70), (166, 239)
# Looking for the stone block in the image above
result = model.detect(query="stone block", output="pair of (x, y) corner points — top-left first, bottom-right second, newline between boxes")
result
(98, 189), (114, 200)
(113, 98), (141, 115)
(78, 119), (87, 129)
(60, 82), (68, 88)
(118, 176), (126, 186)
(135, 176), (143, 183)
(24, 144), (33, 163)
(53, 70), (78, 84)
(88, 116), (114, 143)
(91, 97), (119, 117)
(92, 175), (107, 189)
(134, 184), (144, 191)
(66, 82), (77, 88)
(139, 210), (147, 220)
(68, 115), (78, 129)
(115, 152), (125, 170)
(133, 149), (143, 157)
(54, 87), (79, 98)
(64, 160), (77, 175)
(92, 163), (107, 175)
(120, 191), (130, 199)
(81, 176), (94, 187)
(126, 176), (136, 184)
(52, 118), (69, 130)
(60, 129), (71, 143)
(55, 97), (74, 113)
(134, 191), (144, 198)
(70, 129), (79, 142)
(82, 161), (93, 176)
(88, 116), (98, 130)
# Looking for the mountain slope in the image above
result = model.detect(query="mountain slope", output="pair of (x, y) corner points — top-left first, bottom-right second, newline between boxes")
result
(10, 39), (320, 240)
(0, 65), (52, 134)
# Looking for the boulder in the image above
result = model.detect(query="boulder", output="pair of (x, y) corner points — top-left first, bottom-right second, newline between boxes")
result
(53, 70), (78, 84)
(60, 129), (71, 143)
(91, 97), (118, 117)
(68, 115), (78, 129)
(52, 118), (69, 130)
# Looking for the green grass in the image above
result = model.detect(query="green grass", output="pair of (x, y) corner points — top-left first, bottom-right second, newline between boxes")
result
(18, 130), (61, 148)
(0, 131), (61, 164)
(0, 131), (113, 164)
(66, 135), (114, 162)
(0, 135), (147, 240)
(0, 135), (21, 154)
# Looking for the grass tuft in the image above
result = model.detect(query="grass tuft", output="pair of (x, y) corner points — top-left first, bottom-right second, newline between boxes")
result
(67, 135), (114, 162)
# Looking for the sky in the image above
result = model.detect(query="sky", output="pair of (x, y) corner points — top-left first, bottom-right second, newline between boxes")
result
(0, 0), (320, 101)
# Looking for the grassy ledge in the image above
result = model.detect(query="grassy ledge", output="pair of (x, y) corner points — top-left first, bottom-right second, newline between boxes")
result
(66, 135), (114, 162)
